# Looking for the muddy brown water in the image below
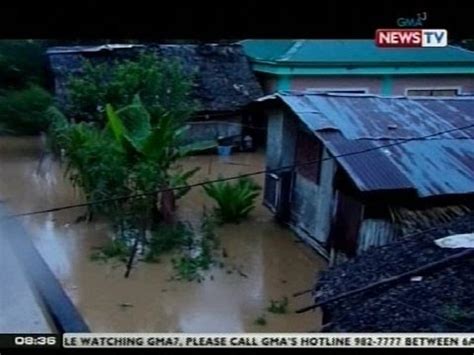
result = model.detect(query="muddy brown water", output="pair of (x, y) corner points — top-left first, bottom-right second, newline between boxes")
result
(0, 136), (326, 332)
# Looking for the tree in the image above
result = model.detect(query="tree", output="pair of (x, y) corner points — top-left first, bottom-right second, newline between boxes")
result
(66, 52), (198, 123)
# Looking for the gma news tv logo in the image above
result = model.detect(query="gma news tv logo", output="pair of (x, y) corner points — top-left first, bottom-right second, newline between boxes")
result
(375, 29), (448, 47)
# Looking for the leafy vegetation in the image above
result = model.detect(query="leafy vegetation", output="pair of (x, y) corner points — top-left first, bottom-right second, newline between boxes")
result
(203, 177), (261, 223)
(90, 239), (131, 263)
(0, 85), (52, 135)
(49, 52), (218, 280)
(45, 106), (73, 154)
(66, 53), (198, 123)
(0, 40), (48, 90)
(145, 222), (194, 262)
(0, 40), (52, 135)
(170, 214), (220, 282)
(53, 91), (199, 226)
(267, 297), (289, 314)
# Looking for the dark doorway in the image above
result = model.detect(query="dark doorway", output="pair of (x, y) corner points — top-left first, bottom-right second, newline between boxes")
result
(328, 190), (363, 257)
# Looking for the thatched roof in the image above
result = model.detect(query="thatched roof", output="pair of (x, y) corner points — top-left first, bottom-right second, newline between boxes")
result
(314, 212), (474, 332)
(46, 43), (263, 113)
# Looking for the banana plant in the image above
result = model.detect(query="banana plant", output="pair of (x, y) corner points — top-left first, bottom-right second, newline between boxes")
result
(105, 95), (199, 224)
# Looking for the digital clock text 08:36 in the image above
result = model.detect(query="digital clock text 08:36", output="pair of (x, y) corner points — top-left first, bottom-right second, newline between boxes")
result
(14, 335), (58, 347)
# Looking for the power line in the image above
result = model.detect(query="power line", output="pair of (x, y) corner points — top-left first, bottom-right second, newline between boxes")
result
(1, 122), (473, 220)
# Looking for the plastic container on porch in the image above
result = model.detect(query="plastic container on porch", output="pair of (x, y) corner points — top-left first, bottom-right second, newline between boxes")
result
(217, 145), (232, 157)
(216, 136), (233, 157)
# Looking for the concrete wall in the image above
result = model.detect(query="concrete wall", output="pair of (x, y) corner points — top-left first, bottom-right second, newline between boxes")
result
(257, 74), (278, 95)
(291, 76), (383, 94)
(258, 74), (474, 96)
(390, 75), (474, 95)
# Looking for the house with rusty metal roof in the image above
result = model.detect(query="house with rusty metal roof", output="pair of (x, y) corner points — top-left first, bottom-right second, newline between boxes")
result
(255, 91), (474, 261)
(46, 43), (263, 145)
(310, 212), (474, 332)
(241, 40), (474, 96)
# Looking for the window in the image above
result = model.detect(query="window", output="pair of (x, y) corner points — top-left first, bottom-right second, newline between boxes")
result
(406, 88), (460, 97)
(295, 130), (322, 183)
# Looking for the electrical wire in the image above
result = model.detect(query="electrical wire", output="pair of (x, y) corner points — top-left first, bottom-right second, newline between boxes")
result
(1, 122), (473, 221)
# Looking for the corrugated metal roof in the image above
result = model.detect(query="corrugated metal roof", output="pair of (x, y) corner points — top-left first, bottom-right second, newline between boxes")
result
(279, 93), (474, 140)
(269, 92), (474, 197)
(240, 40), (474, 65)
(377, 140), (474, 196)
(318, 131), (415, 192)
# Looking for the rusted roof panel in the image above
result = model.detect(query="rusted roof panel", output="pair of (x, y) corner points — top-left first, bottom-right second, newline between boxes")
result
(273, 92), (474, 197)
(278, 92), (474, 139)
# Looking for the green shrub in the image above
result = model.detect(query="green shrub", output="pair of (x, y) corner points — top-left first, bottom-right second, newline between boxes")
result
(62, 122), (130, 217)
(203, 177), (261, 223)
(0, 40), (48, 90)
(45, 106), (71, 154)
(0, 85), (53, 135)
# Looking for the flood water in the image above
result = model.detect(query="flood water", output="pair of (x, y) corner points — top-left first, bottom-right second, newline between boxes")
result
(0, 136), (326, 332)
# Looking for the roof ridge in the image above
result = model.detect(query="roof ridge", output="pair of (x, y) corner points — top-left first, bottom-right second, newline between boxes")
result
(279, 40), (306, 61)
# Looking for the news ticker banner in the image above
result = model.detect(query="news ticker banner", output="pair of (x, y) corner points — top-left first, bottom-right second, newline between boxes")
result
(2, 333), (474, 349)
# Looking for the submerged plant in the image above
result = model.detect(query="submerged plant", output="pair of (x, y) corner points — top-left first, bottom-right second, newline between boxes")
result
(267, 297), (289, 314)
(90, 239), (131, 263)
(46, 53), (209, 279)
(145, 222), (194, 262)
(171, 213), (220, 282)
(202, 177), (261, 224)
(254, 315), (267, 326)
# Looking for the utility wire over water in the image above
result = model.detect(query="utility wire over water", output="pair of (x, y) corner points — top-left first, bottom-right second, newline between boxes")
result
(0, 143), (325, 332)
(2, 122), (473, 221)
